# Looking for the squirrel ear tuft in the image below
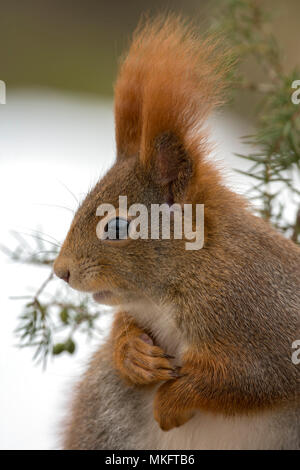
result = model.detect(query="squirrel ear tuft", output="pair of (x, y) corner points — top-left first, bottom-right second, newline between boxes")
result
(114, 16), (230, 163)
(151, 133), (193, 200)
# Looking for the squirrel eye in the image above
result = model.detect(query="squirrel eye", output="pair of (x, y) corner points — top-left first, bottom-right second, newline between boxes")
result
(104, 217), (129, 240)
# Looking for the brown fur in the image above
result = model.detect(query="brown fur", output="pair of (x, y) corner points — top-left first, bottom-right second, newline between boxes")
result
(115, 16), (229, 165)
(54, 15), (300, 449)
(112, 311), (177, 385)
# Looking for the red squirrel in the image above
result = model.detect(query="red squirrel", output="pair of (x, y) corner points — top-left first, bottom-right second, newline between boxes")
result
(54, 16), (300, 449)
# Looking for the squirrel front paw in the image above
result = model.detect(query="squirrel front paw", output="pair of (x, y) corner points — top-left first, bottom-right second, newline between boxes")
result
(154, 380), (195, 431)
(114, 331), (178, 386)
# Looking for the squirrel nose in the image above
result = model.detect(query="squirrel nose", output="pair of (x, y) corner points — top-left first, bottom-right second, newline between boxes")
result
(55, 267), (70, 283)
(58, 269), (70, 283)
(53, 259), (70, 283)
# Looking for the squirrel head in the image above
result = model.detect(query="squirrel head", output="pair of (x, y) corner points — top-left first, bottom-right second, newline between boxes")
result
(54, 16), (238, 306)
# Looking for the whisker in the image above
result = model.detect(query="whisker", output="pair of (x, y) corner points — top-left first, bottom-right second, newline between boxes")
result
(32, 250), (58, 256)
(33, 202), (75, 214)
(26, 228), (62, 246)
(57, 179), (79, 205)
(16, 231), (61, 248)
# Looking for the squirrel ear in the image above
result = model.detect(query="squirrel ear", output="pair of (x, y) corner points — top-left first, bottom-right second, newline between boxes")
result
(151, 133), (193, 200)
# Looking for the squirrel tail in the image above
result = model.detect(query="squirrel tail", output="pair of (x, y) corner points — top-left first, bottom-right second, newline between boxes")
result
(114, 15), (232, 165)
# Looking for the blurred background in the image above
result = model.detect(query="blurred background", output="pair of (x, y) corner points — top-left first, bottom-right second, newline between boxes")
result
(0, 0), (299, 450)
(1, 0), (300, 111)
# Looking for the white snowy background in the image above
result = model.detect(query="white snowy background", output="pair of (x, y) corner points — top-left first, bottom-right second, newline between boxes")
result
(0, 89), (254, 450)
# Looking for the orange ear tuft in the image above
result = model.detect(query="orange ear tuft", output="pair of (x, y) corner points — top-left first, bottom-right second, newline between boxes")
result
(114, 15), (231, 166)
